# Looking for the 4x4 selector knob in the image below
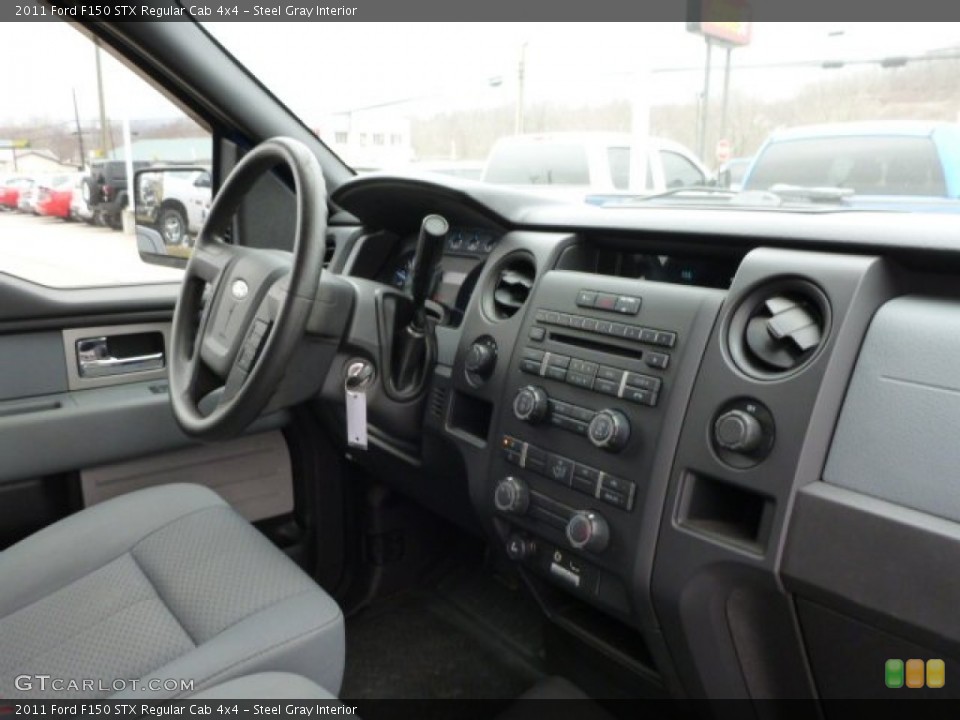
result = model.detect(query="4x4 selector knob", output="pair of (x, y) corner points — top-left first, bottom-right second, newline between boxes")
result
(714, 409), (763, 453)
(565, 511), (610, 553)
(494, 476), (530, 515)
(587, 410), (631, 452)
(513, 385), (549, 424)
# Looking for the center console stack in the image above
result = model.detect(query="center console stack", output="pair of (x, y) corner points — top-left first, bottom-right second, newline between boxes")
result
(482, 269), (725, 622)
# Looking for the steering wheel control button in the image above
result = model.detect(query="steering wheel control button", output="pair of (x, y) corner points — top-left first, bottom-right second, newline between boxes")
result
(506, 534), (537, 562)
(711, 399), (777, 469)
(494, 476), (530, 515)
(565, 511), (610, 553)
(513, 386), (549, 424)
(587, 410), (631, 452)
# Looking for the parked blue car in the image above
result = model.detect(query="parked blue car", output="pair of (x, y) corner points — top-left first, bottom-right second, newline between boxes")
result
(742, 121), (960, 213)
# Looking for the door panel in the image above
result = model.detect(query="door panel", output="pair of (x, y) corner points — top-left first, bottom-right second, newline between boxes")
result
(81, 430), (293, 522)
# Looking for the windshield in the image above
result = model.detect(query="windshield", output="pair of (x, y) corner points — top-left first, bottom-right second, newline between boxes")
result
(205, 21), (960, 212)
(745, 135), (948, 196)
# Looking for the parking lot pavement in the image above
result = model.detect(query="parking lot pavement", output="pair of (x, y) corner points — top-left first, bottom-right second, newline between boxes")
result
(0, 211), (184, 288)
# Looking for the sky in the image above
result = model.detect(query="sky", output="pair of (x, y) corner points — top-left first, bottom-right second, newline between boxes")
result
(1, 21), (959, 128)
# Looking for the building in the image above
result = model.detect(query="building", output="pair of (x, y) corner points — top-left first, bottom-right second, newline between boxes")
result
(316, 111), (413, 172)
(0, 146), (79, 176)
(108, 137), (211, 165)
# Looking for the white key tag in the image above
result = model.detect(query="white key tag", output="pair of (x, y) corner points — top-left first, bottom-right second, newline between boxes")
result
(345, 362), (373, 450)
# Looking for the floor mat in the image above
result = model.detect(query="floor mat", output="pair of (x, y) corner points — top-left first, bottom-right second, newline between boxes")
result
(340, 567), (545, 700)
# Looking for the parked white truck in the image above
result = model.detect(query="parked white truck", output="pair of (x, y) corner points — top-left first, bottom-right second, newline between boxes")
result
(481, 132), (711, 201)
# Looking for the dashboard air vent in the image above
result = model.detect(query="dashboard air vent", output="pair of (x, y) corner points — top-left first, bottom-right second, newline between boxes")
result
(490, 255), (535, 320)
(728, 282), (829, 379)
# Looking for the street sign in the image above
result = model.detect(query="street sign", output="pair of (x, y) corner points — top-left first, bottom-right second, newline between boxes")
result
(716, 138), (732, 164)
(687, 0), (753, 47)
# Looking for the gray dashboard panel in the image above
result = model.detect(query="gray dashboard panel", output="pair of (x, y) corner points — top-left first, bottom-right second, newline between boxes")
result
(823, 295), (960, 523)
(0, 332), (68, 401)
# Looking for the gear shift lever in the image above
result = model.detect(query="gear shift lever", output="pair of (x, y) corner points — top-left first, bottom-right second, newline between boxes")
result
(382, 214), (448, 403)
(408, 214), (449, 330)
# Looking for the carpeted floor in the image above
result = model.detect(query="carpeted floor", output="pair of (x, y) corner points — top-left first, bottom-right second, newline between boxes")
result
(340, 565), (546, 700)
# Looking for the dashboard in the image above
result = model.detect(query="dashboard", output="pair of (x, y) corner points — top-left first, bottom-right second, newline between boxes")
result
(326, 172), (960, 701)
(375, 226), (501, 326)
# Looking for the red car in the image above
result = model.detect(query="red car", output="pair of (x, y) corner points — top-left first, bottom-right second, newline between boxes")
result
(36, 176), (76, 219)
(0, 177), (31, 209)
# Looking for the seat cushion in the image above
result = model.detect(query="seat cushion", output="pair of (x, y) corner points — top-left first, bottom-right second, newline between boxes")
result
(0, 484), (343, 699)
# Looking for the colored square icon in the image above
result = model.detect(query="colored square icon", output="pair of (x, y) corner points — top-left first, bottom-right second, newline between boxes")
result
(906, 659), (925, 688)
(885, 659), (904, 688)
(927, 659), (945, 689)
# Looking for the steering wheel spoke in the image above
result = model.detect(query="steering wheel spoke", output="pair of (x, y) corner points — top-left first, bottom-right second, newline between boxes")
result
(168, 137), (328, 440)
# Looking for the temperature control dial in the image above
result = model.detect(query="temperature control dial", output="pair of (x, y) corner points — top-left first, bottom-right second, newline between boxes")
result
(587, 410), (631, 452)
(494, 476), (530, 515)
(513, 386), (549, 424)
(565, 511), (610, 553)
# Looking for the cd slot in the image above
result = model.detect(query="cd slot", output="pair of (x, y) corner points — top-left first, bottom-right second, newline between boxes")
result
(548, 331), (643, 362)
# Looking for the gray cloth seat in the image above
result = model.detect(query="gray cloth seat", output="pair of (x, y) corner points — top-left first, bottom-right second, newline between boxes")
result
(0, 484), (344, 700)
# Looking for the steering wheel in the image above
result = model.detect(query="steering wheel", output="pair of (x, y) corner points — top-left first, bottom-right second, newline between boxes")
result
(169, 137), (327, 441)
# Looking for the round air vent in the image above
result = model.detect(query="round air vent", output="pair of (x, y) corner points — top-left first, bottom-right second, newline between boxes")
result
(727, 280), (830, 379)
(486, 253), (536, 321)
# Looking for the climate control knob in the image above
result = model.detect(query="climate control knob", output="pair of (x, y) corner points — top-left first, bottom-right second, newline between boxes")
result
(587, 410), (631, 452)
(565, 511), (610, 553)
(494, 476), (530, 515)
(714, 409), (763, 453)
(513, 385), (549, 424)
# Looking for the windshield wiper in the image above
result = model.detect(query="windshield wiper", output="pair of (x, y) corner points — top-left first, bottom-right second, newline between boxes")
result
(587, 186), (738, 207)
(735, 184), (856, 206)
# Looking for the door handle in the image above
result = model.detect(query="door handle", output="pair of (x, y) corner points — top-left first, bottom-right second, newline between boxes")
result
(77, 337), (165, 378)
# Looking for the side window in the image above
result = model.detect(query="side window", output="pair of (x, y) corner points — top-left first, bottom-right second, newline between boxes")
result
(661, 150), (706, 189)
(608, 147), (630, 191)
(0, 22), (211, 288)
(607, 147), (655, 191)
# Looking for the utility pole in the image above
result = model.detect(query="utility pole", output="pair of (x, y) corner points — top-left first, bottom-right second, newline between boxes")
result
(719, 46), (733, 148)
(696, 38), (713, 160)
(95, 44), (109, 157)
(515, 42), (527, 135)
(72, 89), (86, 170)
